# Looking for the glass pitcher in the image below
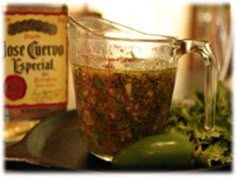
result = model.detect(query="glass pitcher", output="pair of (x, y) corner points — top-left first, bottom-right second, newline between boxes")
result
(68, 16), (218, 161)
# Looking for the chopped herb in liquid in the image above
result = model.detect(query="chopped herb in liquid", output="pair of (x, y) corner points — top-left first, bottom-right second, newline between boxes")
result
(73, 63), (176, 159)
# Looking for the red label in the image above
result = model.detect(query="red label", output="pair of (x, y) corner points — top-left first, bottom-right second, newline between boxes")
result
(5, 75), (27, 101)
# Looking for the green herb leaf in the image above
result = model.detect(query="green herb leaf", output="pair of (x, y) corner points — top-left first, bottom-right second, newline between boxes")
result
(166, 81), (232, 168)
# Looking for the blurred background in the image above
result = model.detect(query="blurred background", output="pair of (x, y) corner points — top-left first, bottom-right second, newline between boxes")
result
(67, 1), (232, 110)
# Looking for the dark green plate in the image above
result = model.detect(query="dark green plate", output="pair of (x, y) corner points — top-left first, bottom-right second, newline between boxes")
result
(5, 110), (231, 172)
(5, 110), (111, 171)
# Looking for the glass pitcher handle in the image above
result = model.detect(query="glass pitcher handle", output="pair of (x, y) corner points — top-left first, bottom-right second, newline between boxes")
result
(178, 40), (218, 131)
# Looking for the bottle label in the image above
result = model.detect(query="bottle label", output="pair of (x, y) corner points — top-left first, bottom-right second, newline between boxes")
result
(4, 10), (67, 108)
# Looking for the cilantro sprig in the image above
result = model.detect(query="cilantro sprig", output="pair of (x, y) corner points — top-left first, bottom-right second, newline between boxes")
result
(165, 81), (232, 168)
